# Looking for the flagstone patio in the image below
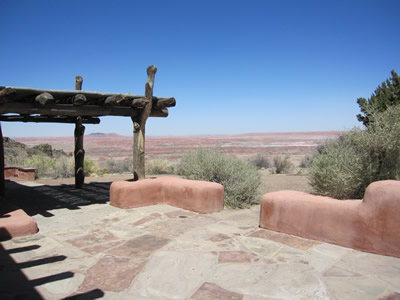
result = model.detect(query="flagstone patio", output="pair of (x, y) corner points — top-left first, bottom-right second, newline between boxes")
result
(1, 180), (400, 299)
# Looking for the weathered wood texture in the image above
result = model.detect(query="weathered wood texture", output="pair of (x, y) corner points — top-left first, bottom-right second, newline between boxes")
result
(0, 103), (168, 118)
(75, 76), (83, 90)
(74, 76), (85, 189)
(74, 117), (85, 188)
(0, 86), (175, 108)
(0, 115), (100, 124)
(35, 93), (54, 106)
(0, 66), (176, 185)
(132, 65), (157, 180)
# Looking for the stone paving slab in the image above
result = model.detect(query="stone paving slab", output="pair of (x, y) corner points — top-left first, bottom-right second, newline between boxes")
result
(1, 180), (400, 299)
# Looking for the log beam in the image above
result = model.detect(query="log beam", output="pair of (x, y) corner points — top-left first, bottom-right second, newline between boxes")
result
(0, 87), (175, 108)
(35, 93), (54, 107)
(153, 97), (176, 109)
(0, 103), (168, 117)
(0, 115), (100, 124)
(73, 94), (86, 106)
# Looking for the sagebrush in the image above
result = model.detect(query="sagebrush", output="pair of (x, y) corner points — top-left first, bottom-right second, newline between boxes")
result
(177, 148), (261, 208)
(146, 158), (174, 175)
(250, 154), (271, 169)
(309, 105), (400, 199)
(272, 155), (294, 174)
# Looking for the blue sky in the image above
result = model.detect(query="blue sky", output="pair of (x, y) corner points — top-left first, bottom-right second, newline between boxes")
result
(1, 0), (399, 137)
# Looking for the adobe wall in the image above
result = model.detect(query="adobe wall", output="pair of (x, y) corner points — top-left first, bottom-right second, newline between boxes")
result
(110, 176), (224, 214)
(260, 180), (400, 257)
(0, 202), (39, 240)
(4, 166), (36, 181)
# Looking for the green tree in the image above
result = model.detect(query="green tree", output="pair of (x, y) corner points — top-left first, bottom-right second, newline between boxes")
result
(357, 70), (400, 127)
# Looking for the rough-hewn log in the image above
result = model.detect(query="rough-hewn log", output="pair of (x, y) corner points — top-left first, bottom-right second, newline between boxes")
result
(74, 117), (85, 189)
(0, 87), (16, 104)
(0, 115), (100, 124)
(34, 92), (54, 107)
(0, 103), (168, 118)
(104, 94), (126, 107)
(75, 76), (83, 90)
(132, 65), (157, 180)
(153, 97), (176, 109)
(150, 108), (169, 117)
(73, 94), (86, 106)
(0, 86), (173, 106)
(131, 98), (150, 108)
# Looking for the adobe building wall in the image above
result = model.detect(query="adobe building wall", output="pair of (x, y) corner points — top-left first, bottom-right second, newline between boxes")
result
(260, 180), (400, 257)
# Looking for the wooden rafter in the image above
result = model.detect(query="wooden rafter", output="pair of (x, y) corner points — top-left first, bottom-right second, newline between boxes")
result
(0, 115), (100, 124)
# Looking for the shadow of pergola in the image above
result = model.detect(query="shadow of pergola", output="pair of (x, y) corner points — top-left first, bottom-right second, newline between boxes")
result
(4, 180), (112, 218)
(0, 242), (104, 299)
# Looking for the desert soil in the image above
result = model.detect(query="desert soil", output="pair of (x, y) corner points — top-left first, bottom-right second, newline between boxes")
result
(35, 171), (312, 195)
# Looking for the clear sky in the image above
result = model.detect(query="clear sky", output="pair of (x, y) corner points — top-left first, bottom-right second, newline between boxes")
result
(1, 0), (399, 137)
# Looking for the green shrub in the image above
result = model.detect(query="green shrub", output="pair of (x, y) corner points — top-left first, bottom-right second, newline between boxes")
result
(250, 154), (271, 169)
(53, 156), (74, 178)
(273, 155), (294, 174)
(22, 155), (55, 178)
(309, 105), (400, 199)
(299, 155), (313, 168)
(177, 148), (261, 208)
(84, 158), (100, 176)
(146, 158), (174, 175)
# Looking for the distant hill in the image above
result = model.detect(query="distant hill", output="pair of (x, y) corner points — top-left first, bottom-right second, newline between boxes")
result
(87, 133), (120, 137)
(3, 137), (70, 166)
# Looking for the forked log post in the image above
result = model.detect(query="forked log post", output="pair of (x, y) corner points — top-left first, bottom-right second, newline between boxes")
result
(74, 76), (85, 188)
(74, 116), (85, 188)
(132, 65), (157, 180)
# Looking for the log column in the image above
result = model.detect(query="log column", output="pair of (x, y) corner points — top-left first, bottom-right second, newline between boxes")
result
(132, 65), (157, 180)
(0, 122), (5, 198)
(74, 76), (85, 188)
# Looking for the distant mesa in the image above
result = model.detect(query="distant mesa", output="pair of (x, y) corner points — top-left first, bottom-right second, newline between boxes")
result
(87, 132), (120, 137)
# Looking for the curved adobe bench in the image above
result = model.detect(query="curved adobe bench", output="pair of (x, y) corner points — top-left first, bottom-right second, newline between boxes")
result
(110, 176), (224, 214)
(260, 180), (400, 257)
(0, 202), (39, 240)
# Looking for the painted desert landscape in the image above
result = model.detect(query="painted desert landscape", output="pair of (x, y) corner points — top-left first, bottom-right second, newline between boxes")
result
(14, 131), (341, 166)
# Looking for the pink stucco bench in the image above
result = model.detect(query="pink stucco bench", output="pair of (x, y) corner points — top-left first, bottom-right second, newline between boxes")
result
(0, 203), (39, 240)
(260, 180), (400, 258)
(110, 176), (224, 214)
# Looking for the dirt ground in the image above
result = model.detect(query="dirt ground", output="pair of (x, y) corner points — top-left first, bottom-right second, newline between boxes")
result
(35, 171), (312, 195)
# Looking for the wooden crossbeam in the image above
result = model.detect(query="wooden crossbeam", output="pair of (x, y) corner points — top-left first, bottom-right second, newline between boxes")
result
(0, 86), (175, 109)
(0, 103), (168, 117)
(0, 115), (100, 124)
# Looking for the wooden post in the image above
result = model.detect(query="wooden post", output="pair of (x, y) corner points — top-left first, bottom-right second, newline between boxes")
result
(74, 117), (85, 188)
(0, 122), (5, 198)
(132, 65), (157, 180)
(74, 75), (85, 188)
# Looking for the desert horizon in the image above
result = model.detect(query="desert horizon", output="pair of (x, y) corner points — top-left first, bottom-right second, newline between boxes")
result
(12, 130), (341, 166)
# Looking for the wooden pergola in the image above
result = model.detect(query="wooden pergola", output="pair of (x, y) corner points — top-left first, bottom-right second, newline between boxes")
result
(0, 65), (175, 193)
